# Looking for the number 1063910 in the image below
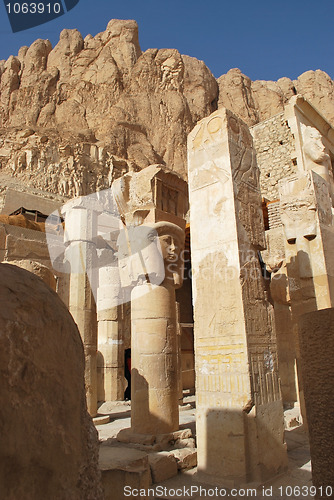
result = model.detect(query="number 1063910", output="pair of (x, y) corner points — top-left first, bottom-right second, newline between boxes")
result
(6, 2), (61, 14)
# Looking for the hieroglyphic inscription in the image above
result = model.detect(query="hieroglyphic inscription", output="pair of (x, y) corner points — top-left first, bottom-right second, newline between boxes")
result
(191, 113), (226, 150)
(188, 107), (286, 481)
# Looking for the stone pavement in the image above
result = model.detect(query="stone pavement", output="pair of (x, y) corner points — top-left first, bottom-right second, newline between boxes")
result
(147, 426), (312, 500)
(96, 399), (313, 500)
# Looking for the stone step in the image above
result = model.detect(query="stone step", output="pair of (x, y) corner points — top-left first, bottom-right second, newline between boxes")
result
(99, 446), (151, 500)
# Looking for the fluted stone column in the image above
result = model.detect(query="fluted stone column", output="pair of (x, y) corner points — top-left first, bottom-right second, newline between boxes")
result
(176, 302), (183, 404)
(131, 281), (179, 434)
(63, 200), (98, 417)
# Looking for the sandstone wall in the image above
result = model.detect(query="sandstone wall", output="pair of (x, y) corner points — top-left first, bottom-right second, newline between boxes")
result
(0, 222), (70, 306)
(251, 113), (296, 200)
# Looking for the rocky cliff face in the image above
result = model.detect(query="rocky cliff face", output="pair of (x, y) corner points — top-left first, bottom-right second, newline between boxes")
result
(217, 68), (334, 127)
(0, 19), (217, 201)
(0, 19), (333, 202)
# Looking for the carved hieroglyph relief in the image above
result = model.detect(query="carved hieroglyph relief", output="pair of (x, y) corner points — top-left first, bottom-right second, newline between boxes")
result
(188, 108), (287, 483)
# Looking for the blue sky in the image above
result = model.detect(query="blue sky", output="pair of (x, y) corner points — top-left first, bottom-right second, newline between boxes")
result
(0, 0), (333, 81)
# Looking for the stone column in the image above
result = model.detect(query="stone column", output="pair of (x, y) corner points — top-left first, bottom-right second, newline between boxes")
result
(188, 108), (287, 484)
(131, 281), (179, 434)
(112, 165), (188, 436)
(63, 200), (98, 417)
(280, 171), (334, 310)
(261, 228), (299, 407)
(176, 302), (183, 405)
(97, 264), (125, 401)
(118, 221), (185, 435)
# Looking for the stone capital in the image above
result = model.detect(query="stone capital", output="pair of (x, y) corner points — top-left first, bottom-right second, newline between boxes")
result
(112, 164), (188, 228)
(279, 170), (333, 245)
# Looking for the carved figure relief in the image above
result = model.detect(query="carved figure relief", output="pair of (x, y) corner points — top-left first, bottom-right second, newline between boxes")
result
(240, 259), (265, 305)
(237, 183), (266, 249)
(159, 55), (183, 92)
(230, 130), (258, 188)
(191, 113), (226, 151)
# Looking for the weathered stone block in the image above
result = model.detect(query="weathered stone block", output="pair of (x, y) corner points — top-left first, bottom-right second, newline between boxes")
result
(99, 446), (151, 500)
(117, 428), (156, 446)
(171, 448), (197, 470)
(147, 451), (178, 483)
(0, 224), (6, 250)
(0, 263), (103, 499)
(5, 234), (49, 260)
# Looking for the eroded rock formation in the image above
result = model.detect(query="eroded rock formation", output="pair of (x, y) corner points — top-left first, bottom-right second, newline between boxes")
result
(217, 68), (334, 127)
(0, 19), (333, 200)
(0, 19), (217, 200)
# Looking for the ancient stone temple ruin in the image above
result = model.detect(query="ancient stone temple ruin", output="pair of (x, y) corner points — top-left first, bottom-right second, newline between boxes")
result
(1, 18), (334, 498)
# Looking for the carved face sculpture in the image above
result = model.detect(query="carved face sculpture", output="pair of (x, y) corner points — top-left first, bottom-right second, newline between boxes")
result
(158, 234), (179, 263)
(116, 222), (184, 288)
(280, 198), (317, 244)
(302, 125), (334, 195)
(303, 126), (330, 166)
(154, 221), (184, 288)
(279, 173), (318, 245)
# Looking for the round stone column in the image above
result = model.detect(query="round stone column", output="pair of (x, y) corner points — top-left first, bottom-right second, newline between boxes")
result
(126, 221), (185, 435)
(131, 282), (179, 434)
(63, 202), (98, 417)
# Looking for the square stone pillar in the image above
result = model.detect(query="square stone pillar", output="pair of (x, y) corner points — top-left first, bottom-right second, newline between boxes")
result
(298, 308), (334, 498)
(280, 170), (334, 313)
(188, 109), (287, 485)
(268, 94), (334, 416)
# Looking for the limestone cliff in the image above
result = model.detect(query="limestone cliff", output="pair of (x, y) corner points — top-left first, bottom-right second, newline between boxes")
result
(0, 19), (218, 203)
(217, 68), (334, 127)
(0, 19), (334, 205)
